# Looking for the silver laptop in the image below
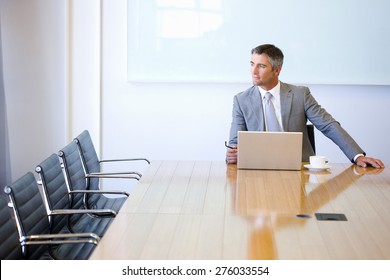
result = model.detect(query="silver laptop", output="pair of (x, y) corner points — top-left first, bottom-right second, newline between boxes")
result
(237, 131), (303, 170)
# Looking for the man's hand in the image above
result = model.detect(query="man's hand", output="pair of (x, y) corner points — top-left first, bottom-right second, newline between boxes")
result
(355, 156), (385, 169)
(226, 145), (238, 164)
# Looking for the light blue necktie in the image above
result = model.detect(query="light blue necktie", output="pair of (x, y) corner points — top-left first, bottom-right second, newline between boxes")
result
(264, 92), (281, 131)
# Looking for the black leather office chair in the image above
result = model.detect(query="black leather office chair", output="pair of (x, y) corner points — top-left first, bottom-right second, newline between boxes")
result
(74, 130), (150, 191)
(0, 195), (23, 259)
(58, 140), (129, 213)
(4, 172), (100, 259)
(35, 154), (116, 237)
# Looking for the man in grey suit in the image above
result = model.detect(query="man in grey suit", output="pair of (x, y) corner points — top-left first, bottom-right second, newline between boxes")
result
(226, 44), (384, 168)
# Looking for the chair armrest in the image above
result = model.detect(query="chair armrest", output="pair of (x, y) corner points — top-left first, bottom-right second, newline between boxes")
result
(21, 232), (100, 246)
(50, 208), (117, 217)
(89, 171), (143, 178)
(100, 158), (150, 164)
(69, 190), (130, 197)
(86, 173), (140, 181)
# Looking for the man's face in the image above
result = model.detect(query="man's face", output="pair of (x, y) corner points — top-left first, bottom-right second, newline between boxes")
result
(250, 53), (281, 90)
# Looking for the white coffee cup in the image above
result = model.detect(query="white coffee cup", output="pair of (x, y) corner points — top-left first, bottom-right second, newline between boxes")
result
(309, 156), (329, 168)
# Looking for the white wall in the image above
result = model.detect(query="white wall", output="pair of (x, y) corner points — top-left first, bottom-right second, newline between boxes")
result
(67, 0), (101, 149)
(1, 0), (67, 181)
(1, 0), (101, 182)
(101, 0), (390, 165)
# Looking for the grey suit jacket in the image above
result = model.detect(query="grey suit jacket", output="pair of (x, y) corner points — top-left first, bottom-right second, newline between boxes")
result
(228, 82), (365, 162)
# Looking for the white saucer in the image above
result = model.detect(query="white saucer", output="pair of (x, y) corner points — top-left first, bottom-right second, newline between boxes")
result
(304, 164), (331, 171)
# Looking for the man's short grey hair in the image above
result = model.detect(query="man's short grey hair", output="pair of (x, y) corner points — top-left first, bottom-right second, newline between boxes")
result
(251, 44), (284, 70)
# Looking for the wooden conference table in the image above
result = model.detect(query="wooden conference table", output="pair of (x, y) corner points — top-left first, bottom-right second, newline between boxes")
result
(90, 161), (390, 260)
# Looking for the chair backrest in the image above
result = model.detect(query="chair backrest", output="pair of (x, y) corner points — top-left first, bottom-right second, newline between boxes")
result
(0, 195), (23, 259)
(35, 154), (76, 232)
(75, 130), (101, 174)
(306, 124), (316, 154)
(58, 141), (99, 207)
(58, 140), (89, 192)
(74, 130), (101, 190)
(4, 172), (52, 259)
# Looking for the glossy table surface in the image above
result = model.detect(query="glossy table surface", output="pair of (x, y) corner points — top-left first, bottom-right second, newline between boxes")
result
(90, 161), (390, 260)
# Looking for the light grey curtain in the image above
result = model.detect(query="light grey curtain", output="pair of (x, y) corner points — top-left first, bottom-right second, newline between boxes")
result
(0, 15), (11, 187)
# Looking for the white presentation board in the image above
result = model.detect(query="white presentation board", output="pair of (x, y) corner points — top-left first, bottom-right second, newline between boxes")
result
(128, 0), (390, 85)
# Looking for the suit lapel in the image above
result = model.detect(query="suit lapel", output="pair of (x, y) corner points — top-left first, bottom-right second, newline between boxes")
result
(280, 82), (293, 131)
